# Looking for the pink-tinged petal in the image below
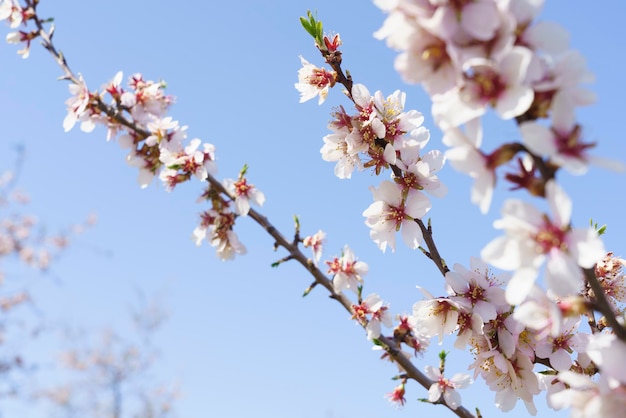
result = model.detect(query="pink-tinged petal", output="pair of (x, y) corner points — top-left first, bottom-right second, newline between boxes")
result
(383, 143), (397, 164)
(235, 197), (251, 216)
(428, 383), (442, 403)
(443, 389), (462, 409)
(405, 192), (432, 219)
(551, 92), (576, 132)
(451, 373), (472, 389)
(571, 88), (597, 106)
(524, 21), (570, 54)
(506, 0), (544, 23)
(495, 85), (534, 119)
(587, 334), (626, 384)
(432, 90), (485, 130)
(421, 6), (457, 40)
(399, 110), (425, 131)
(545, 181), (571, 227)
(471, 173), (494, 214)
(568, 228), (605, 268)
(545, 251), (583, 297)
(445, 271), (467, 294)
(372, 118), (386, 138)
(461, 2), (499, 41)
(401, 219), (423, 249)
(493, 352), (509, 373)
(351, 84), (371, 107)
(465, 117), (483, 148)
(588, 155), (626, 172)
(481, 236), (522, 270)
(499, 47), (533, 86)
(505, 267), (538, 305)
(494, 386), (518, 412)
(445, 145), (480, 172)
(550, 349), (572, 371)
(424, 364), (441, 380)
(363, 200), (385, 223)
(520, 122), (556, 156)
(497, 199), (543, 231)
(499, 329), (517, 358)
(378, 180), (404, 206)
(473, 300), (497, 322)
(422, 149), (445, 172)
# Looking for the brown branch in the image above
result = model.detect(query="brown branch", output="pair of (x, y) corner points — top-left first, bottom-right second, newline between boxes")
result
(585, 267), (626, 343)
(417, 219), (449, 277)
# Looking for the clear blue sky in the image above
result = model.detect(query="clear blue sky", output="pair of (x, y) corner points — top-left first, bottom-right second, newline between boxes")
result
(1, 1), (625, 417)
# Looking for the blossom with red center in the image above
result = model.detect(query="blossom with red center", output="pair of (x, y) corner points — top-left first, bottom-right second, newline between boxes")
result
(302, 230), (326, 265)
(410, 287), (461, 345)
(223, 174), (265, 217)
(323, 33), (341, 52)
(520, 93), (625, 174)
(424, 365), (472, 410)
(481, 180), (606, 305)
(326, 245), (368, 293)
(385, 383), (406, 408)
(362, 180), (431, 252)
(595, 252), (626, 309)
(432, 47), (534, 129)
(351, 293), (392, 340)
(295, 56), (336, 105)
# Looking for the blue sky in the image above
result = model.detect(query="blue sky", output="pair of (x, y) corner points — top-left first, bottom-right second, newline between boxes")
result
(1, 1), (625, 417)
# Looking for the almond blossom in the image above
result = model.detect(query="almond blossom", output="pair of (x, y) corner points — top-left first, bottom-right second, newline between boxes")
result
(385, 383), (407, 408)
(63, 74), (97, 133)
(432, 46), (534, 130)
(424, 365), (472, 410)
(326, 245), (368, 294)
(520, 93), (625, 174)
(351, 293), (392, 340)
(481, 180), (606, 305)
(410, 287), (460, 344)
(302, 229), (326, 265)
(534, 317), (588, 372)
(445, 257), (507, 328)
(159, 138), (217, 191)
(294, 56), (335, 105)
(362, 180), (430, 252)
(223, 175), (265, 217)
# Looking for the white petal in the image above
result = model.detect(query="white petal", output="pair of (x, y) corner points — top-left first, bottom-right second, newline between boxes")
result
(505, 267), (538, 305)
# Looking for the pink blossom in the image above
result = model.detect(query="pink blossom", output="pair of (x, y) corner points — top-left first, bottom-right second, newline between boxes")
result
(223, 177), (265, 217)
(302, 230), (326, 265)
(520, 93), (625, 174)
(385, 383), (406, 408)
(481, 180), (605, 305)
(326, 245), (368, 294)
(362, 180), (430, 252)
(63, 74), (97, 133)
(410, 287), (460, 344)
(432, 47), (534, 129)
(351, 293), (392, 340)
(294, 56), (335, 105)
(424, 365), (472, 410)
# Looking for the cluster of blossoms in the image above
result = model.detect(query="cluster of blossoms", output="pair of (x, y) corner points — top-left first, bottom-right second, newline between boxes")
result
(2, 1), (266, 261)
(366, 3), (626, 413)
(409, 254), (626, 415)
(375, 0), (622, 212)
(298, 73), (448, 252)
(64, 71), (265, 260)
(295, 4), (626, 414)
